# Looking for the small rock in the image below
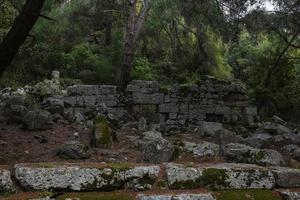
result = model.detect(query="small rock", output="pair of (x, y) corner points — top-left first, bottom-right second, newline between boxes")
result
(272, 115), (287, 125)
(135, 131), (174, 163)
(23, 109), (53, 131)
(184, 141), (220, 157)
(200, 122), (223, 137)
(224, 143), (285, 166)
(34, 135), (48, 144)
(138, 117), (147, 132)
(57, 141), (90, 160)
(0, 169), (15, 194)
(262, 122), (292, 135)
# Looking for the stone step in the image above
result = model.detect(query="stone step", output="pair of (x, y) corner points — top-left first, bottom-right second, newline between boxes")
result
(9, 162), (300, 192)
(138, 193), (216, 200)
(165, 163), (275, 190)
(15, 163), (160, 192)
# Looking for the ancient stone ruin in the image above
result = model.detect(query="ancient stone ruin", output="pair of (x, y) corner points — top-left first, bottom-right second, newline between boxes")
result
(1, 75), (300, 200)
(49, 77), (257, 133)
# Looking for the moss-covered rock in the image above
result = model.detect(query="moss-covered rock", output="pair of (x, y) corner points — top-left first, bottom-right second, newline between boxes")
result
(201, 168), (228, 190)
(94, 116), (113, 148)
(165, 163), (275, 190)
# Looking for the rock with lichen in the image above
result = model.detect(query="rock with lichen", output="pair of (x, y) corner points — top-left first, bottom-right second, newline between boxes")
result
(0, 169), (15, 194)
(184, 141), (220, 157)
(15, 164), (160, 191)
(165, 162), (275, 190)
(224, 143), (285, 166)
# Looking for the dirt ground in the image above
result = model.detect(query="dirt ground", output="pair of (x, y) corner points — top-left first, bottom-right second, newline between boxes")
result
(0, 121), (145, 167)
(0, 121), (222, 168)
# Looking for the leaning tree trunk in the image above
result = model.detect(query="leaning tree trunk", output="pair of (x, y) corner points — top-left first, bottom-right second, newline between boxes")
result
(119, 0), (137, 91)
(0, 0), (46, 78)
(119, 0), (150, 90)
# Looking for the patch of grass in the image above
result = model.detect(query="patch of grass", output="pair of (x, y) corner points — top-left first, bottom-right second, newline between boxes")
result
(107, 163), (132, 171)
(56, 192), (134, 200)
(214, 190), (282, 200)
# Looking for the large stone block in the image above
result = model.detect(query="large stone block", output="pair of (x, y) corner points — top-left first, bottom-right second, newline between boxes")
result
(133, 93), (164, 105)
(159, 103), (178, 113)
(165, 163), (275, 190)
(127, 80), (160, 94)
(15, 164), (160, 191)
(224, 143), (285, 166)
(272, 167), (300, 188)
(0, 169), (15, 194)
(138, 193), (216, 200)
(96, 95), (119, 107)
(67, 85), (98, 96)
(67, 85), (116, 96)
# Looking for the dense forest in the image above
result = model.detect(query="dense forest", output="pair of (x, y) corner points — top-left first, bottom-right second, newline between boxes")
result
(0, 0), (299, 119)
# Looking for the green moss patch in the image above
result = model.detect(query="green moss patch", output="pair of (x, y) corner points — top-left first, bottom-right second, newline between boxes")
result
(94, 117), (113, 148)
(201, 168), (229, 190)
(57, 192), (134, 200)
(214, 190), (282, 200)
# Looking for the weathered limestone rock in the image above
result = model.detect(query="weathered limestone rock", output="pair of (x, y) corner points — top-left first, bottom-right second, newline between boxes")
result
(15, 164), (160, 191)
(200, 122), (224, 137)
(51, 70), (60, 79)
(135, 131), (174, 163)
(0, 169), (15, 194)
(272, 167), (300, 188)
(67, 85), (116, 96)
(125, 165), (160, 191)
(224, 143), (285, 166)
(165, 163), (201, 189)
(138, 193), (216, 200)
(242, 133), (272, 148)
(23, 109), (53, 131)
(261, 122), (293, 135)
(94, 118), (113, 148)
(184, 141), (220, 157)
(133, 93), (164, 105)
(42, 97), (64, 114)
(165, 163), (275, 190)
(57, 141), (90, 159)
(278, 190), (300, 200)
(33, 79), (62, 97)
(138, 117), (147, 132)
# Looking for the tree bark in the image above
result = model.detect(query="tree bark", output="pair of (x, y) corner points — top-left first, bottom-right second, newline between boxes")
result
(119, 0), (150, 90)
(0, 0), (46, 78)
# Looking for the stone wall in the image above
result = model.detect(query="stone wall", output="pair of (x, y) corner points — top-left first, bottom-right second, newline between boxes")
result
(54, 77), (257, 132)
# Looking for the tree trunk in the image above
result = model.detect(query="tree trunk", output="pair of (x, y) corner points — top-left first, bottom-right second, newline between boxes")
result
(119, 0), (150, 90)
(0, 0), (46, 78)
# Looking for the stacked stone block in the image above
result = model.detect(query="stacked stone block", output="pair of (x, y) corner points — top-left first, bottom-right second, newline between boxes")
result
(57, 78), (256, 132)
(126, 78), (256, 132)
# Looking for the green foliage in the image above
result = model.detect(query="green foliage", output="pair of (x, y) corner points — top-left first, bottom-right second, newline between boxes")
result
(229, 31), (300, 120)
(133, 57), (156, 80)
